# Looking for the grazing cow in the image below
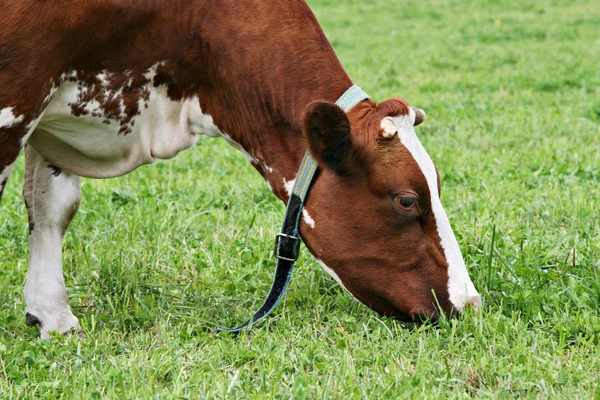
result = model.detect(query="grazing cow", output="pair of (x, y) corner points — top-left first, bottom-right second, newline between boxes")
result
(0, 0), (481, 339)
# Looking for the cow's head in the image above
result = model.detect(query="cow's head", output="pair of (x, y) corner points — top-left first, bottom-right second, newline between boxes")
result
(300, 97), (481, 322)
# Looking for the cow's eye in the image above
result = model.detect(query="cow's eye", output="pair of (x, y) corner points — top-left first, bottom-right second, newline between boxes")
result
(394, 195), (419, 212)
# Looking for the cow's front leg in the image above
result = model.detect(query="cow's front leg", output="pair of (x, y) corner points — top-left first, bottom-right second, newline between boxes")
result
(23, 145), (81, 339)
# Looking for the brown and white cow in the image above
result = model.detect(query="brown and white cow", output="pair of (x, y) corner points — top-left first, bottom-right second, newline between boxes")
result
(0, 0), (480, 339)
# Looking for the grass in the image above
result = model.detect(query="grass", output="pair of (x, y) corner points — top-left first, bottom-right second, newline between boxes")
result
(1, 0), (599, 397)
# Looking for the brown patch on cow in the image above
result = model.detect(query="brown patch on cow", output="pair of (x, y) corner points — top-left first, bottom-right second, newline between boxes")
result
(68, 71), (151, 135)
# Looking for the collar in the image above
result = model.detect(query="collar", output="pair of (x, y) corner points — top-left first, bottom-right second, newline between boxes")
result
(218, 85), (369, 333)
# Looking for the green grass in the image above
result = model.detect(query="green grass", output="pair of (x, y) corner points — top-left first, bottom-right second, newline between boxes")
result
(1, 0), (599, 398)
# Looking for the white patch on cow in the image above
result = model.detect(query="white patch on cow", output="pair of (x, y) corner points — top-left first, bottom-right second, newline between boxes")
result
(62, 70), (77, 80)
(302, 209), (315, 229)
(380, 116), (398, 138)
(388, 109), (481, 312)
(97, 71), (110, 86)
(83, 99), (103, 115)
(283, 178), (296, 197)
(316, 259), (358, 301)
(187, 99), (224, 138)
(27, 64), (222, 178)
(143, 62), (166, 81)
(0, 107), (24, 128)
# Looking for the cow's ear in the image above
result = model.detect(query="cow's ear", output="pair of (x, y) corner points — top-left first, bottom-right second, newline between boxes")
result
(304, 101), (355, 175)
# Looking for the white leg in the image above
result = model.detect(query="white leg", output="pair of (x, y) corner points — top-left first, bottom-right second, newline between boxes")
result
(23, 145), (81, 339)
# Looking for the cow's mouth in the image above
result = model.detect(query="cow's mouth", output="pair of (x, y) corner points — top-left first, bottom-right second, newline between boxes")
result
(374, 300), (453, 324)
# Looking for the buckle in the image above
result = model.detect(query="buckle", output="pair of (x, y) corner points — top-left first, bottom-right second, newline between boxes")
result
(273, 233), (300, 262)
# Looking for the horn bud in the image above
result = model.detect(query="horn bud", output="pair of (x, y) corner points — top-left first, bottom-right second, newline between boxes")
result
(411, 106), (426, 126)
(380, 117), (398, 139)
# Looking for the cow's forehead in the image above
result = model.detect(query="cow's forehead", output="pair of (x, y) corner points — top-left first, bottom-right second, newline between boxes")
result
(388, 108), (439, 198)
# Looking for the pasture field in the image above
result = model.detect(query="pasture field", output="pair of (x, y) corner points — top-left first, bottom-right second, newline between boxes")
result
(1, 0), (599, 398)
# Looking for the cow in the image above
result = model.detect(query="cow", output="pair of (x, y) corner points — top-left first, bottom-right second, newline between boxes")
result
(0, 0), (481, 339)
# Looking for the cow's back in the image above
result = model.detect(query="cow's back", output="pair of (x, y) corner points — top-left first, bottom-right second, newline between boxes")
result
(1, 0), (348, 178)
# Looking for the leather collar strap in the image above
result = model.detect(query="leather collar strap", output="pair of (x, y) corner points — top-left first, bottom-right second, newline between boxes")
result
(218, 85), (369, 334)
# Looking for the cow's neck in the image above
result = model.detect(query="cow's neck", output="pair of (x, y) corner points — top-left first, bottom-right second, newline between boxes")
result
(184, 4), (354, 203)
(206, 77), (354, 204)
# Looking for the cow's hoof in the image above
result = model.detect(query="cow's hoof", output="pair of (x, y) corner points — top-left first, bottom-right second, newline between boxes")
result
(25, 309), (80, 340)
(25, 312), (40, 326)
